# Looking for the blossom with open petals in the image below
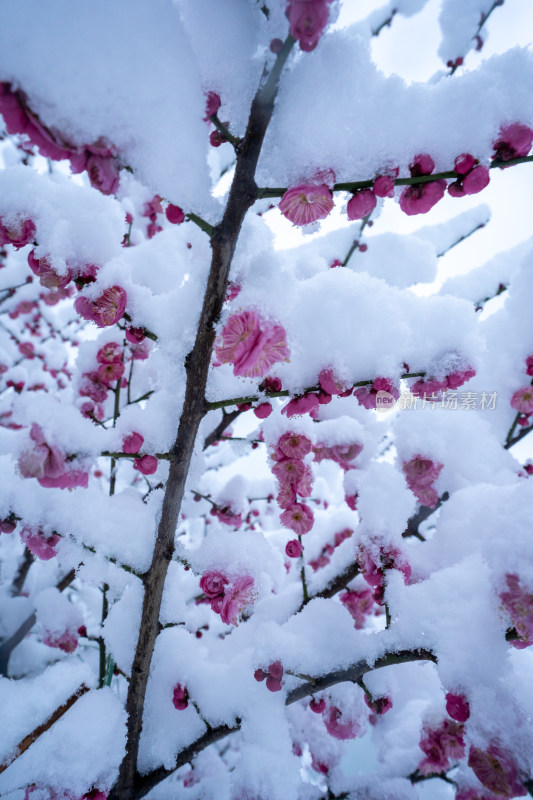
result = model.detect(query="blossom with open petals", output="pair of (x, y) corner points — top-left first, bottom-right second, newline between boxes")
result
(279, 183), (333, 226)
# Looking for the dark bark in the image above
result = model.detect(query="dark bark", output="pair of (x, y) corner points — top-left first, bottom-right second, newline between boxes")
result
(109, 36), (295, 799)
(10, 546), (35, 596)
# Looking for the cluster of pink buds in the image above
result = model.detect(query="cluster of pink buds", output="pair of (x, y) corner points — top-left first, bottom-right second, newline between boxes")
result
(0, 83), (119, 194)
(21, 527), (61, 560)
(203, 91), (231, 148)
(309, 695), (362, 739)
(215, 310), (290, 378)
(399, 154), (446, 216)
(18, 423), (88, 490)
(309, 527), (353, 571)
(353, 377), (399, 410)
(448, 154), (490, 197)
(199, 570), (255, 625)
(285, 0), (333, 52)
(500, 574), (533, 647)
(271, 431), (315, 535)
(346, 173), (396, 221)
(357, 543), (411, 605)
(468, 743), (527, 798)
(417, 718), (465, 775)
(254, 660), (284, 692)
(411, 365), (476, 399)
(121, 431), (158, 475)
(172, 683), (189, 710)
(402, 454), (443, 508)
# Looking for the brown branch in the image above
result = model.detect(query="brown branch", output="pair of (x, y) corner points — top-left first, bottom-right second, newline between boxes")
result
(0, 567), (76, 676)
(203, 408), (243, 450)
(134, 647), (436, 799)
(299, 561), (361, 612)
(0, 684), (89, 774)
(401, 493), (449, 541)
(10, 547), (35, 596)
(108, 34), (297, 800)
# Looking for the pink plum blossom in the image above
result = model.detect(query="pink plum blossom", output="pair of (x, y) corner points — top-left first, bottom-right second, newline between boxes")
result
(282, 393), (320, 417)
(97, 361), (124, 385)
(165, 204), (185, 223)
(75, 286), (127, 327)
(18, 423), (88, 489)
(28, 250), (72, 290)
(510, 386), (533, 415)
(79, 372), (109, 403)
(286, 0), (333, 52)
(399, 179), (446, 215)
(278, 183), (334, 226)
(276, 431), (313, 460)
(126, 326), (146, 344)
(254, 402), (272, 419)
(446, 692), (470, 723)
(133, 455), (158, 475)
(280, 502), (314, 535)
(215, 310), (290, 378)
(373, 175), (395, 197)
(272, 458), (307, 487)
(364, 693), (393, 715)
(347, 189), (376, 220)
(323, 704), (361, 740)
(200, 570), (229, 599)
(418, 719), (465, 775)
(219, 575), (255, 625)
(310, 697), (326, 713)
(455, 153), (476, 174)
(204, 91), (221, 119)
(285, 539), (302, 558)
(123, 432), (144, 454)
(97, 342), (123, 364)
(500, 573), (533, 642)
(43, 629), (79, 653)
(318, 369), (349, 396)
(21, 527), (61, 560)
(402, 455), (443, 508)
(0, 216), (35, 249)
(210, 505), (242, 527)
(493, 123), (533, 162)
(340, 588), (374, 628)
(313, 441), (363, 469)
(463, 165), (490, 194)
(468, 744), (527, 798)
(172, 683), (189, 710)
(353, 377), (399, 409)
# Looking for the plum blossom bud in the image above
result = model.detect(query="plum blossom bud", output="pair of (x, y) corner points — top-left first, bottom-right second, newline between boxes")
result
(445, 692), (470, 722)
(254, 402), (272, 419)
(126, 326), (146, 344)
(285, 539), (302, 558)
(172, 683), (189, 710)
(310, 697), (326, 713)
(347, 189), (376, 220)
(166, 204), (185, 224)
(454, 153), (476, 174)
(133, 454), (158, 475)
(123, 432), (144, 454)
(373, 175), (395, 197)
(204, 91), (221, 119)
(462, 165), (490, 194)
